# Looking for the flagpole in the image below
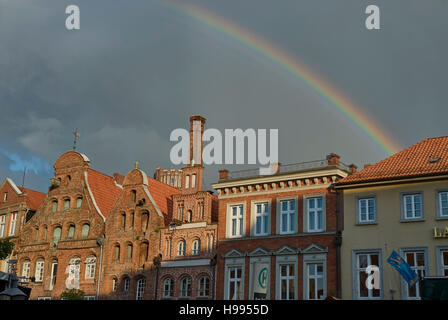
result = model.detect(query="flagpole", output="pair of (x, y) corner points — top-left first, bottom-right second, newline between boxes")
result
(384, 243), (395, 300)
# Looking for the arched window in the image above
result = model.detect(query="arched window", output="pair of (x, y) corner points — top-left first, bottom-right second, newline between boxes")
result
(123, 277), (130, 292)
(177, 240), (186, 256)
(81, 224), (90, 238)
(76, 197), (82, 209)
(21, 260), (31, 282)
(126, 243), (133, 259)
(121, 213), (126, 229)
(64, 198), (70, 210)
(191, 174), (196, 188)
(180, 277), (192, 298)
(114, 245), (121, 261)
(112, 277), (118, 292)
(35, 227), (39, 241)
(136, 278), (146, 300)
(198, 276), (210, 297)
(187, 210), (193, 222)
(68, 224), (75, 239)
(141, 212), (149, 233)
(85, 256), (96, 279)
(52, 200), (58, 213)
(35, 259), (45, 282)
(68, 257), (81, 284)
(131, 190), (137, 203)
(53, 227), (62, 246)
(185, 175), (190, 189)
(130, 211), (135, 229)
(192, 240), (200, 256)
(163, 278), (174, 298)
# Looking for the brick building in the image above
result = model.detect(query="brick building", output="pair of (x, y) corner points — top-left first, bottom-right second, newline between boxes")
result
(156, 115), (219, 300)
(0, 177), (46, 273)
(15, 151), (121, 300)
(101, 115), (218, 300)
(212, 155), (353, 300)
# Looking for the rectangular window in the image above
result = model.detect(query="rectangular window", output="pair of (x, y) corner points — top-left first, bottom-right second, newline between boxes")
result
(403, 250), (426, 299)
(3, 192), (7, 202)
(22, 261), (31, 282)
(136, 279), (146, 300)
(228, 267), (243, 300)
(307, 197), (323, 232)
(9, 212), (17, 236)
(230, 205), (244, 238)
(50, 262), (58, 290)
(355, 252), (381, 299)
(438, 192), (448, 218)
(35, 261), (45, 282)
(280, 200), (295, 234)
(279, 264), (295, 300)
(306, 263), (324, 300)
(441, 250), (448, 276)
(402, 193), (423, 220)
(0, 215), (5, 238)
(254, 202), (269, 236)
(358, 198), (376, 223)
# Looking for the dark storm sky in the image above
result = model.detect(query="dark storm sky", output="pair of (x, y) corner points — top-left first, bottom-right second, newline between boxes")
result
(0, 0), (447, 192)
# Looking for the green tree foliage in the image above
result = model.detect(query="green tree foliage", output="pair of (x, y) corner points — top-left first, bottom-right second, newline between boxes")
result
(0, 238), (14, 260)
(61, 289), (85, 300)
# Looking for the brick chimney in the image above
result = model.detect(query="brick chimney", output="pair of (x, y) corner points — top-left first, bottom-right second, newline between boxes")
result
(327, 153), (340, 166)
(219, 169), (229, 180)
(349, 164), (357, 174)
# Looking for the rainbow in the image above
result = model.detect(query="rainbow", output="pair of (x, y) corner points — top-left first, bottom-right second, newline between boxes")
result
(161, 1), (401, 156)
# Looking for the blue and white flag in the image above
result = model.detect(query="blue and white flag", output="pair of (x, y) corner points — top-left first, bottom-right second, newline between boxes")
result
(387, 250), (419, 287)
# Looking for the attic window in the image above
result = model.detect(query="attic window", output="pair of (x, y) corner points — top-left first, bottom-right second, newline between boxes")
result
(429, 157), (441, 163)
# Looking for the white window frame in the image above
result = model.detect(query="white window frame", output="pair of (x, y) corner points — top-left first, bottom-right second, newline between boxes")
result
(22, 261), (31, 282)
(251, 200), (270, 236)
(305, 263), (325, 300)
(399, 247), (428, 300)
(9, 212), (18, 236)
(436, 246), (448, 276)
(224, 256), (245, 300)
(198, 276), (210, 298)
(180, 277), (192, 298)
(49, 262), (58, 290)
(401, 192), (424, 221)
(192, 239), (201, 256)
(303, 195), (325, 233)
(357, 197), (377, 224)
(177, 240), (186, 256)
(352, 249), (383, 300)
(85, 257), (96, 279)
(437, 191), (448, 219)
(163, 278), (174, 298)
(0, 215), (5, 238)
(35, 260), (45, 282)
(277, 197), (297, 235)
(249, 256), (270, 300)
(136, 278), (146, 300)
(124, 277), (130, 292)
(275, 255), (297, 300)
(226, 202), (245, 239)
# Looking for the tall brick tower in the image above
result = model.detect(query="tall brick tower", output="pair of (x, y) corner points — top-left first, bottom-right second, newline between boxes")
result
(181, 115), (206, 194)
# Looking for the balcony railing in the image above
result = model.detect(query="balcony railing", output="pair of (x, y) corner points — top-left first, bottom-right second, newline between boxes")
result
(225, 159), (350, 181)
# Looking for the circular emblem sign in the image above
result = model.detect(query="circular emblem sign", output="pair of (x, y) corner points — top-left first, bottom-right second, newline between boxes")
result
(258, 267), (268, 289)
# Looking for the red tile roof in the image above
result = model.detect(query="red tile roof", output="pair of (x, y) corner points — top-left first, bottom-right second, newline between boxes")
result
(18, 187), (46, 211)
(86, 169), (121, 218)
(338, 136), (448, 185)
(147, 176), (181, 216)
